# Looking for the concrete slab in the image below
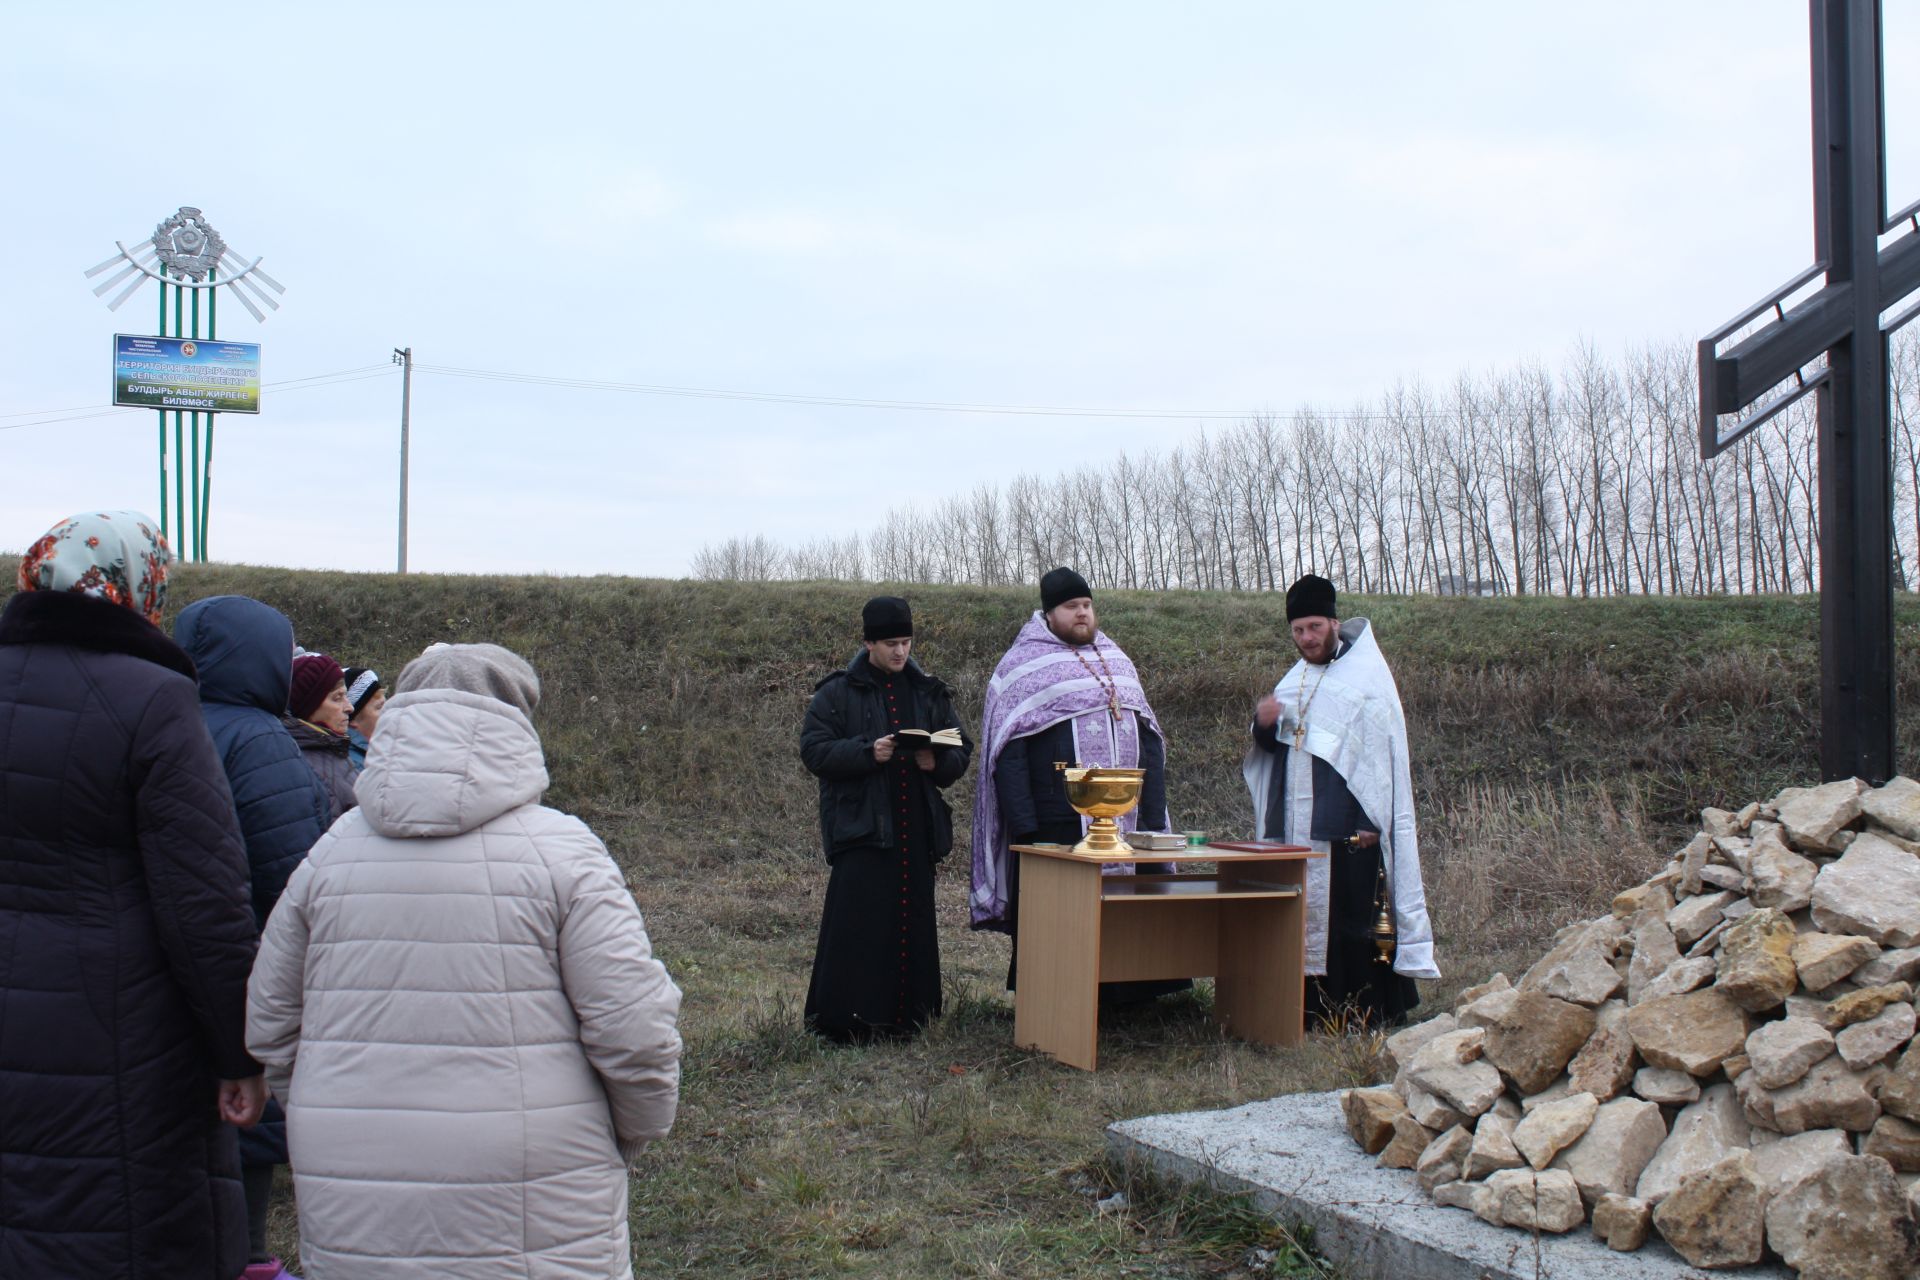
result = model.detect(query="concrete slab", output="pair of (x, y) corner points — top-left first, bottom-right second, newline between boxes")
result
(1108, 1090), (1792, 1280)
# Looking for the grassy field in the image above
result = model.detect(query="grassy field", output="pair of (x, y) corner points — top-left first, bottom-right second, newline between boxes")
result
(8, 562), (1919, 1277)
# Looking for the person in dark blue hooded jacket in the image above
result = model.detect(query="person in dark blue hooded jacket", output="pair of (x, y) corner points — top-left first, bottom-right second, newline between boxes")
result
(175, 594), (330, 1280)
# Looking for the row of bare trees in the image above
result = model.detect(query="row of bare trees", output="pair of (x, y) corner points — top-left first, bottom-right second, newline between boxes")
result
(691, 335), (1920, 595)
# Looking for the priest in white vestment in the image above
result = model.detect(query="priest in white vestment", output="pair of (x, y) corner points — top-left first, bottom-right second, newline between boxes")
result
(1244, 574), (1438, 1029)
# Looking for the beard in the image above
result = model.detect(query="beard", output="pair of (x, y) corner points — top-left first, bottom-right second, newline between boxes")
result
(1294, 636), (1337, 664)
(1052, 618), (1097, 645)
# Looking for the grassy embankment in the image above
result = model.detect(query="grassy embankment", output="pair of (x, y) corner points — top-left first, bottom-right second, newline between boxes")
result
(8, 562), (1918, 1277)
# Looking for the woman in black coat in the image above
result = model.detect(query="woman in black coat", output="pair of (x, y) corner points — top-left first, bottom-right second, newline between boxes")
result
(0, 511), (266, 1280)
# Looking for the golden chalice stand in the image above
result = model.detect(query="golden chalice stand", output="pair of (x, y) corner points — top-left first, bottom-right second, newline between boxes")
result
(1010, 766), (1322, 1071)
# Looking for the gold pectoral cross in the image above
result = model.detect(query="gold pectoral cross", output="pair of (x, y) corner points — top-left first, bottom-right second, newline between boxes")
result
(1292, 723), (1306, 751)
(1109, 693), (1121, 722)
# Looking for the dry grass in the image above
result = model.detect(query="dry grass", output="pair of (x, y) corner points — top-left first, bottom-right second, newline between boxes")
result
(6, 561), (1918, 1276)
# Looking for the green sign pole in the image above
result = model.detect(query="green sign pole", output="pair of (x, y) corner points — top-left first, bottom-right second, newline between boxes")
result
(203, 264), (216, 561)
(173, 280), (185, 555)
(157, 265), (169, 544)
(190, 284), (201, 561)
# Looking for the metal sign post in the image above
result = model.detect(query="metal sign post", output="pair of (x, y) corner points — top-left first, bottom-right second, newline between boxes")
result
(1697, 0), (1920, 784)
(84, 207), (285, 562)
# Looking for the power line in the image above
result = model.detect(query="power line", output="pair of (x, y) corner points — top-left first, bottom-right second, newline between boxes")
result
(411, 362), (1296, 421)
(0, 364), (399, 433)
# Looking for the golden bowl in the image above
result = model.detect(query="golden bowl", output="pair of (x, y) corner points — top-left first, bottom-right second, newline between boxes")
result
(1056, 765), (1145, 852)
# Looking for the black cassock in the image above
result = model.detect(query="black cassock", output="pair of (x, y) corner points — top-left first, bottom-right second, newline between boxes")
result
(804, 673), (944, 1041)
(1253, 717), (1419, 1030)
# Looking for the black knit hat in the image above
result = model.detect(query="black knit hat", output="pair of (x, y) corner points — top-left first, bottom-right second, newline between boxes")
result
(1040, 566), (1092, 613)
(862, 596), (913, 642)
(1286, 574), (1337, 622)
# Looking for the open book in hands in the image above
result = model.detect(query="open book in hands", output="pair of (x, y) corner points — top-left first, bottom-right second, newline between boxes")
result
(891, 727), (964, 750)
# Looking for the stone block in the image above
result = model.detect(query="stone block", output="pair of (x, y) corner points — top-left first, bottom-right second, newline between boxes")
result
(1449, 972), (1509, 1016)
(1632, 1065), (1701, 1105)
(1565, 1025), (1638, 1102)
(1750, 823), (1819, 913)
(1715, 907), (1800, 1013)
(1811, 834), (1920, 947)
(1880, 1040), (1920, 1123)
(1675, 832), (1713, 897)
(1775, 778), (1867, 854)
(1854, 946), (1920, 987)
(1613, 879), (1674, 921)
(1377, 1111), (1433, 1170)
(1405, 1028), (1505, 1118)
(1481, 991), (1597, 1095)
(1669, 890), (1735, 950)
(1836, 1001), (1917, 1070)
(1403, 1082), (1465, 1133)
(1591, 1192), (1650, 1251)
(1340, 1087), (1406, 1155)
(1627, 987), (1751, 1077)
(1519, 918), (1623, 1008)
(1650, 1150), (1769, 1269)
(1638, 1083), (1750, 1205)
(1462, 1110), (1523, 1181)
(1862, 1114), (1920, 1173)
(1794, 932), (1883, 992)
(1756, 1056), (1883, 1135)
(1746, 1016), (1837, 1089)
(1549, 1096), (1666, 1207)
(1512, 1090), (1597, 1171)
(1861, 775), (1920, 843)
(1383, 1012), (1457, 1075)
(1765, 1154), (1920, 1280)
(1415, 1123), (1474, 1192)
(1751, 1128), (1853, 1197)
(1637, 955), (1717, 1004)
(1484, 1167), (1585, 1234)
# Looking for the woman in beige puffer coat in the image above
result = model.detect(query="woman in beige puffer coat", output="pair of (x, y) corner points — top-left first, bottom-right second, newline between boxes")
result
(246, 644), (681, 1280)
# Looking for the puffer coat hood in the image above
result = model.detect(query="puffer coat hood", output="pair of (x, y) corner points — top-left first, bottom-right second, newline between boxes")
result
(174, 595), (294, 712)
(247, 683), (682, 1279)
(355, 686), (549, 837)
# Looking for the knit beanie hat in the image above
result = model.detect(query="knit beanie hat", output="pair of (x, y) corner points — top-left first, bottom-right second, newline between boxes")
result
(289, 653), (345, 721)
(862, 596), (913, 642)
(1040, 566), (1092, 613)
(343, 666), (382, 717)
(1285, 574), (1337, 622)
(393, 642), (541, 719)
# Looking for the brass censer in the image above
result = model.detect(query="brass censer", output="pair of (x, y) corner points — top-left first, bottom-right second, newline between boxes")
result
(1371, 865), (1398, 965)
(1054, 763), (1146, 853)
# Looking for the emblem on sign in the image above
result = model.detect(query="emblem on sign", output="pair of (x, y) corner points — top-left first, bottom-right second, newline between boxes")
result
(151, 207), (228, 281)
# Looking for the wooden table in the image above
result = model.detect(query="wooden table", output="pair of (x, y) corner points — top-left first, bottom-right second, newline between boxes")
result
(1011, 841), (1321, 1070)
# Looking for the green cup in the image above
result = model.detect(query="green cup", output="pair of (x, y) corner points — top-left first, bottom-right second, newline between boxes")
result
(1183, 831), (1208, 847)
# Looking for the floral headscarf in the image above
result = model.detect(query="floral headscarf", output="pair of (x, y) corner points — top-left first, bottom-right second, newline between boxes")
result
(18, 511), (173, 626)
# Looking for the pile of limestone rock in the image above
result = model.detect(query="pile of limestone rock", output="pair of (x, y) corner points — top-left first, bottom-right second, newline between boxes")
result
(1340, 776), (1920, 1277)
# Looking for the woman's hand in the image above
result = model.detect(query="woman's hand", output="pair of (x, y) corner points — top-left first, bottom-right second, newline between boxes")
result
(218, 1075), (269, 1128)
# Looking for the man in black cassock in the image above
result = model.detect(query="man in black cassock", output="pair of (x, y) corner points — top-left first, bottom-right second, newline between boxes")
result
(1244, 574), (1438, 1030)
(800, 596), (973, 1041)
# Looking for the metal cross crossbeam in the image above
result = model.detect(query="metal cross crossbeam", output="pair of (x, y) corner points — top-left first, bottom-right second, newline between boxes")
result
(1697, 0), (1920, 785)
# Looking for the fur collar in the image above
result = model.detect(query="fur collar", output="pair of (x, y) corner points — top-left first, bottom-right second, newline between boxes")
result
(0, 590), (198, 682)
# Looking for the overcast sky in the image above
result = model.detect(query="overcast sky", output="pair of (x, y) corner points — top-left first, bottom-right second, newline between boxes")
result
(4, 2), (1917, 577)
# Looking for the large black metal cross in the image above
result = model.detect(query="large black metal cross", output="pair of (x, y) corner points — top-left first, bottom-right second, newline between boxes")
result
(1698, 0), (1920, 785)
